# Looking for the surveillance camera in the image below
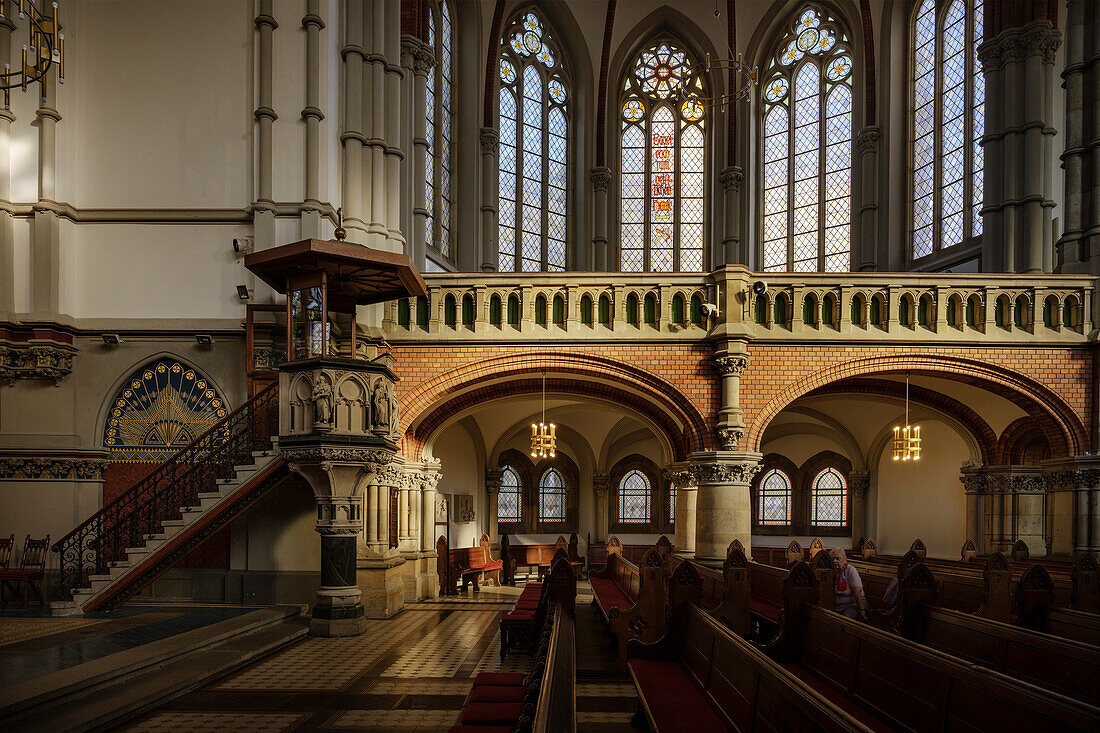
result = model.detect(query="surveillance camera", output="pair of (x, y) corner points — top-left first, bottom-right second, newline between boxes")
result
(236, 285), (251, 300)
(232, 237), (254, 255)
(101, 333), (123, 345)
(701, 303), (720, 318)
(195, 334), (215, 346)
(752, 280), (768, 296)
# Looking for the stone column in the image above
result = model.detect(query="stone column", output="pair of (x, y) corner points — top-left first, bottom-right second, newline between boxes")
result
(357, 462), (405, 618)
(252, 2), (278, 250)
(285, 449), (394, 636)
(720, 166), (744, 265)
(593, 473), (610, 542)
(1043, 457), (1100, 557)
(666, 466), (696, 557)
(714, 346), (749, 450)
(420, 461), (442, 551)
(299, 1), (325, 238)
(33, 75), (61, 315)
(397, 471), (412, 550)
(485, 469), (504, 545)
(980, 20), (1061, 272)
(0, 8), (14, 314)
(855, 127), (880, 271)
(689, 451), (763, 562)
(341, 0), (368, 240)
(961, 467), (987, 554)
(591, 167), (611, 270)
(848, 471), (870, 549)
(480, 128), (499, 271)
(404, 38), (433, 268)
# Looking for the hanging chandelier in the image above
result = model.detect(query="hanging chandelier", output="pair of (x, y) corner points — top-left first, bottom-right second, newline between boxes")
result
(676, 0), (758, 109)
(892, 373), (921, 461)
(0, 0), (65, 110)
(530, 371), (556, 459)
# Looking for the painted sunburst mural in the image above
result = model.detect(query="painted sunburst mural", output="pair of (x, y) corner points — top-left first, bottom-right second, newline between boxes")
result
(103, 359), (229, 461)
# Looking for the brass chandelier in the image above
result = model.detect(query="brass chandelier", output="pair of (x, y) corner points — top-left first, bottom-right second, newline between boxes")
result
(530, 371), (556, 459)
(892, 373), (921, 461)
(0, 0), (65, 110)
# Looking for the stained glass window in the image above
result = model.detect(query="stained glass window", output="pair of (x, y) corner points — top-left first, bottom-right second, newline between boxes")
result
(425, 2), (453, 258)
(619, 41), (706, 272)
(758, 469), (792, 526)
(498, 11), (567, 272)
(911, 0), (984, 259)
(498, 466), (522, 523)
(810, 467), (848, 527)
(761, 6), (852, 272)
(618, 470), (651, 523)
(538, 467), (567, 522)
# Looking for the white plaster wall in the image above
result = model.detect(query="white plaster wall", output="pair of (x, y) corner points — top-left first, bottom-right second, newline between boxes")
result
(0, 481), (101, 572)
(230, 477), (319, 573)
(433, 421), (482, 549)
(872, 415), (969, 559)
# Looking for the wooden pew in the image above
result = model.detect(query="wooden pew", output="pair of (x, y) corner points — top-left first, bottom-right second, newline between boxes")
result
(500, 533), (585, 585)
(530, 600), (576, 733)
(499, 551), (577, 660)
(436, 533), (502, 596)
(769, 575), (1100, 732)
(1015, 563), (1100, 647)
(626, 601), (874, 733)
(587, 533), (671, 571)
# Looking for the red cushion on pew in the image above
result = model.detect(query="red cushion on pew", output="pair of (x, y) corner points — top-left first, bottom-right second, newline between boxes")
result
(460, 701), (524, 725)
(749, 597), (780, 621)
(469, 685), (527, 703)
(514, 601), (539, 608)
(474, 672), (525, 687)
(501, 612), (534, 623)
(628, 658), (726, 732)
(590, 578), (630, 611)
(475, 561), (503, 571)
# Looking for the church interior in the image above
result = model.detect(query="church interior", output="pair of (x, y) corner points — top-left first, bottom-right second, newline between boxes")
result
(2, 0), (1100, 731)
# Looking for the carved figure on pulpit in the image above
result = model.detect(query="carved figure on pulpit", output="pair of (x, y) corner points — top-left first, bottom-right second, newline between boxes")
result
(372, 381), (389, 430)
(312, 378), (333, 426)
(389, 392), (400, 436)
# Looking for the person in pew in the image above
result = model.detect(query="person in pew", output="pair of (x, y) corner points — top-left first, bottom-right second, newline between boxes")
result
(831, 548), (867, 620)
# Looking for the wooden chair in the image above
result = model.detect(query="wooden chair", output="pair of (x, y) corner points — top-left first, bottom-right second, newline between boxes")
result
(0, 535), (50, 606)
(0, 535), (14, 570)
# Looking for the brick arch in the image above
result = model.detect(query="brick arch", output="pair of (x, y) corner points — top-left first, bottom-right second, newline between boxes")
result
(400, 351), (712, 461)
(998, 417), (1051, 465)
(745, 354), (1087, 458)
(803, 377), (999, 464)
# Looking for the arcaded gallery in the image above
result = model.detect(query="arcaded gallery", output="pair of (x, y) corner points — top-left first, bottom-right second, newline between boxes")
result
(0, 0), (1099, 731)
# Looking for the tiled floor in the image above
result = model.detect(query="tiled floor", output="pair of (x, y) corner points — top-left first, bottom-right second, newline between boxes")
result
(118, 583), (638, 732)
(0, 605), (259, 686)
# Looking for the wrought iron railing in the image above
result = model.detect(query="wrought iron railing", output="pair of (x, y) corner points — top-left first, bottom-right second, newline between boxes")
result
(52, 383), (279, 600)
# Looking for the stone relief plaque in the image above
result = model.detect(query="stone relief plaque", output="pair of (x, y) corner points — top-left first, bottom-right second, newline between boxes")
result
(456, 494), (475, 523)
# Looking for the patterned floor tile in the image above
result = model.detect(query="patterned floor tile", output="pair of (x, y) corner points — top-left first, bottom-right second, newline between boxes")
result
(326, 708), (458, 730)
(123, 711), (307, 732)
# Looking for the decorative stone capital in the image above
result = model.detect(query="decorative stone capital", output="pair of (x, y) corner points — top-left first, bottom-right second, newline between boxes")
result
(664, 467), (694, 489)
(717, 427), (745, 450)
(689, 458), (762, 486)
(282, 446), (394, 468)
(848, 471), (870, 497)
(714, 355), (748, 377)
(479, 127), (499, 156)
(485, 469), (504, 494)
(0, 455), (109, 481)
(0, 344), (76, 385)
(593, 473), (610, 495)
(720, 166), (743, 193)
(590, 166), (611, 192)
(979, 22), (1061, 71)
(315, 496), (363, 537)
(856, 127), (880, 156)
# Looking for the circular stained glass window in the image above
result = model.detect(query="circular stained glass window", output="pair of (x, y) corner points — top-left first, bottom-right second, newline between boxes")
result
(826, 55), (852, 81)
(537, 44), (555, 68)
(780, 41), (804, 66)
(799, 9), (820, 29)
(633, 42), (689, 100)
(549, 79), (566, 103)
(797, 28), (820, 52)
(500, 59), (516, 84)
(763, 76), (789, 102)
(680, 98), (703, 122)
(523, 13), (540, 33)
(622, 98), (645, 121)
(509, 35), (524, 55)
(523, 31), (541, 54)
(817, 32), (837, 54)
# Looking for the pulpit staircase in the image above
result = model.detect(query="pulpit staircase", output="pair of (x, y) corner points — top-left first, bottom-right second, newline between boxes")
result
(51, 383), (291, 614)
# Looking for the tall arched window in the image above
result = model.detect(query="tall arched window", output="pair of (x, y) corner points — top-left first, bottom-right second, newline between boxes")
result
(761, 6), (853, 272)
(538, 467), (567, 522)
(498, 466), (522, 524)
(810, 467), (848, 527)
(498, 11), (568, 272)
(617, 469), (652, 523)
(619, 41), (706, 272)
(911, 0), (984, 260)
(758, 468), (792, 526)
(426, 1), (453, 259)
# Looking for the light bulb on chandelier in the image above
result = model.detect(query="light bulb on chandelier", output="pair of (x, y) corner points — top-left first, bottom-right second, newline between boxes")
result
(892, 372), (922, 462)
(530, 371), (556, 459)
